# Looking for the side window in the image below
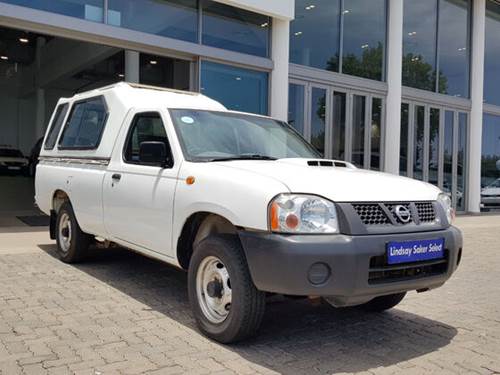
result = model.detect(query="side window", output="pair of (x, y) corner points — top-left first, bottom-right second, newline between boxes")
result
(44, 103), (69, 150)
(123, 113), (172, 165)
(59, 96), (108, 149)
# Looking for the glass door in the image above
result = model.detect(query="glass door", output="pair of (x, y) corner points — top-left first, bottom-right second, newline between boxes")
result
(288, 81), (384, 169)
(309, 86), (328, 156)
(401, 102), (468, 210)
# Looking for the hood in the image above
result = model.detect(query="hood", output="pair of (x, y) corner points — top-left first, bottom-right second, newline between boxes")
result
(213, 158), (441, 202)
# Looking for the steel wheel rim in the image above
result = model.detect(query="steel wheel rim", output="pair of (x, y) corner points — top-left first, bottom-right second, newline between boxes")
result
(196, 256), (232, 324)
(58, 212), (72, 253)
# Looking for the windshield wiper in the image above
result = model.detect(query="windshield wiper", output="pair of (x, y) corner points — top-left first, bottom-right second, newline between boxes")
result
(208, 154), (278, 162)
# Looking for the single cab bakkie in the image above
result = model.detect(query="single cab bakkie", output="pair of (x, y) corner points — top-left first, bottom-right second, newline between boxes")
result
(35, 83), (463, 343)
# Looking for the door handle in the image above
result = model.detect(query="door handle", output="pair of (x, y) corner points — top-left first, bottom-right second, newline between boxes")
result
(111, 173), (121, 181)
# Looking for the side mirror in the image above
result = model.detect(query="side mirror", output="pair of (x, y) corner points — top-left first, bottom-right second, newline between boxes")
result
(139, 141), (170, 167)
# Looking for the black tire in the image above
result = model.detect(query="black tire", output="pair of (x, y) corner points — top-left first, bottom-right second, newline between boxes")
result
(55, 201), (92, 263)
(357, 292), (406, 312)
(188, 235), (266, 344)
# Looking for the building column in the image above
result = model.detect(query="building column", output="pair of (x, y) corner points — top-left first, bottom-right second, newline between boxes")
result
(125, 50), (140, 83)
(468, 0), (486, 213)
(34, 36), (46, 139)
(270, 18), (290, 121)
(383, 0), (404, 174)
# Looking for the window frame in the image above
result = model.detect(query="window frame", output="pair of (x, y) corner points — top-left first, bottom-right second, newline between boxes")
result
(44, 103), (70, 150)
(122, 111), (174, 168)
(57, 95), (109, 151)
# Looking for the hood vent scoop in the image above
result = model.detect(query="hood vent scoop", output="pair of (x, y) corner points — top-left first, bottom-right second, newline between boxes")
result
(307, 160), (355, 168)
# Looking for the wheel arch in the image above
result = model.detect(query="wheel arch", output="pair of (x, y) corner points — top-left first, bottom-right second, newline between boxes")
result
(176, 212), (240, 270)
(49, 190), (71, 240)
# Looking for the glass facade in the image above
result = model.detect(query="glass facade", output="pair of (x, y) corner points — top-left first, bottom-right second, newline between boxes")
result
(429, 108), (440, 185)
(481, 114), (500, 210)
(107, 0), (198, 42)
(400, 102), (467, 210)
(438, 0), (470, 97)
(403, 0), (470, 96)
(351, 95), (366, 167)
(288, 84), (305, 135)
(342, 0), (386, 81)
(202, 1), (270, 57)
(400, 103), (409, 176)
(139, 54), (190, 90)
(403, 1), (438, 92)
(413, 105), (425, 180)
(290, 0), (386, 81)
(290, 0), (341, 71)
(1, 0), (271, 58)
(457, 113), (467, 211)
(331, 92), (346, 160)
(1, 0), (104, 22)
(310, 88), (327, 155)
(443, 111), (454, 198)
(200, 61), (268, 115)
(370, 97), (382, 170)
(485, 0), (500, 106)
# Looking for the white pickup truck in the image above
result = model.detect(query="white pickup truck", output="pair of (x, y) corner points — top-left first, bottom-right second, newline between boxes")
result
(35, 83), (463, 343)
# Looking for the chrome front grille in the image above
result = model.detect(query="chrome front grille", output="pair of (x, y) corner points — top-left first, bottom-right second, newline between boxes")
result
(352, 202), (436, 226)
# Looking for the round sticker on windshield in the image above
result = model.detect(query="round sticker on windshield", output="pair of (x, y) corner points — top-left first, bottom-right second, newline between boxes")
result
(181, 116), (194, 124)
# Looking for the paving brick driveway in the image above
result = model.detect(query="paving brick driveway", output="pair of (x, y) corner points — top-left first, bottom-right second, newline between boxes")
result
(0, 216), (499, 375)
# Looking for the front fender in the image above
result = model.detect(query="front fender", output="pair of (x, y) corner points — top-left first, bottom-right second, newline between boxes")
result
(171, 163), (289, 252)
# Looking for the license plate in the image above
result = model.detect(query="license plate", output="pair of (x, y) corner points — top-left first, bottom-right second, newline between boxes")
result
(7, 166), (21, 170)
(386, 238), (445, 265)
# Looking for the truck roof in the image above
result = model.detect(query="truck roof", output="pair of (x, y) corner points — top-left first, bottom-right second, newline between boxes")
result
(41, 82), (227, 159)
(59, 82), (226, 112)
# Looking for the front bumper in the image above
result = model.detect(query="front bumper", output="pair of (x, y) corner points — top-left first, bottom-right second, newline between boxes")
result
(238, 226), (463, 306)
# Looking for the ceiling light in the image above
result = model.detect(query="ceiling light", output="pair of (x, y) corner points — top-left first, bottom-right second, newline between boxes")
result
(19, 37), (29, 44)
(361, 44), (369, 49)
(294, 31), (303, 36)
(408, 31), (417, 36)
(235, 77), (242, 81)
(343, 9), (350, 14)
(0, 56), (8, 61)
(411, 56), (420, 62)
(260, 22), (269, 28)
(118, 73), (124, 78)
(458, 47), (466, 51)
(150, 60), (158, 65)
(305, 4), (316, 10)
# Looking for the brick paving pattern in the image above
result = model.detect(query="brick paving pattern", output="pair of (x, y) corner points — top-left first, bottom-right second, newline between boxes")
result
(0, 215), (499, 374)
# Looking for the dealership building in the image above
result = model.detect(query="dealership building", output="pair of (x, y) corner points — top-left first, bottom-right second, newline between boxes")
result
(0, 0), (499, 215)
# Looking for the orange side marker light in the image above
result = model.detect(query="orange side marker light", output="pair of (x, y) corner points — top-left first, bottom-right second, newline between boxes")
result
(186, 176), (196, 185)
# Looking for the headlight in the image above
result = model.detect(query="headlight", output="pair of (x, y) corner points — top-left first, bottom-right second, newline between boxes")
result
(269, 194), (339, 233)
(437, 193), (454, 224)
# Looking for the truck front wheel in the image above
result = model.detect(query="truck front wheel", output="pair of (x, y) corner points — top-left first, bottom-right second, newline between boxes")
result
(188, 235), (266, 343)
(55, 201), (91, 263)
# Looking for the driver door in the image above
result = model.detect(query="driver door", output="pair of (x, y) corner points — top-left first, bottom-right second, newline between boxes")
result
(103, 111), (180, 257)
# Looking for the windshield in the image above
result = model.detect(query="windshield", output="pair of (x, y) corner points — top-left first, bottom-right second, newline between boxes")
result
(169, 109), (320, 161)
(0, 149), (23, 157)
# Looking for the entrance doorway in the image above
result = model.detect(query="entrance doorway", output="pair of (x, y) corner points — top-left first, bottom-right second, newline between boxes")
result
(288, 80), (384, 170)
(0, 25), (192, 227)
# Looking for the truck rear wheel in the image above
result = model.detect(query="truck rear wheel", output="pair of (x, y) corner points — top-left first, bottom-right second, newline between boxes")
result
(357, 292), (406, 312)
(188, 235), (266, 343)
(55, 201), (91, 263)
